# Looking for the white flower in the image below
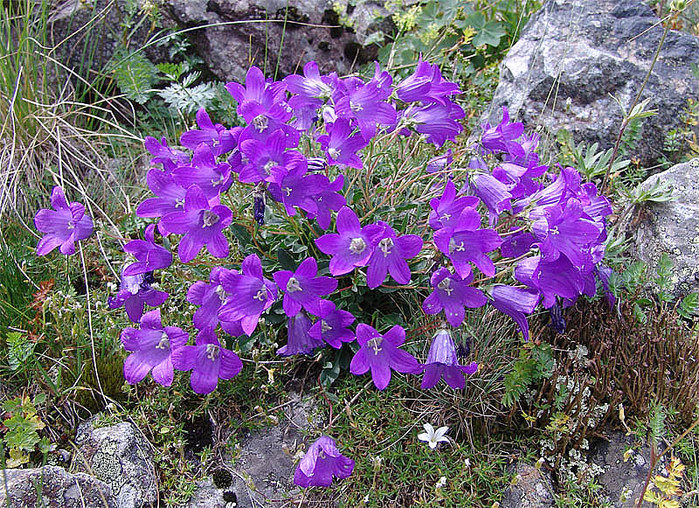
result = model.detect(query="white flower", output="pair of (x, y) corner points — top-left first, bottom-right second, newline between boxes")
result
(435, 476), (447, 489)
(417, 423), (450, 449)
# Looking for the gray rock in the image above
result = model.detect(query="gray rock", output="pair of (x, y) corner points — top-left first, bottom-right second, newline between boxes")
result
(588, 431), (666, 507)
(47, 0), (167, 77)
(161, 0), (394, 82)
(0, 465), (117, 508)
(73, 420), (158, 508)
(228, 392), (323, 506)
(500, 463), (555, 508)
(485, 0), (699, 168)
(185, 478), (230, 508)
(632, 159), (699, 298)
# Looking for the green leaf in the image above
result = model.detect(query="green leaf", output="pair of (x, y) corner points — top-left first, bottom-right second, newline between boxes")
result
(276, 248), (296, 271)
(465, 14), (506, 47)
(111, 48), (160, 104)
(678, 293), (699, 319)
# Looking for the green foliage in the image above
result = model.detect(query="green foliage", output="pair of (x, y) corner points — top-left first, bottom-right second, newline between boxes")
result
(5, 331), (36, 373)
(1, 394), (49, 468)
(502, 342), (554, 408)
(678, 292), (699, 320)
(556, 133), (631, 183)
(111, 48), (161, 104)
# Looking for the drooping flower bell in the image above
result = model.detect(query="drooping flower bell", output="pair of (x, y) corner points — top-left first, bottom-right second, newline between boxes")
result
(293, 435), (354, 488)
(420, 329), (477, 390)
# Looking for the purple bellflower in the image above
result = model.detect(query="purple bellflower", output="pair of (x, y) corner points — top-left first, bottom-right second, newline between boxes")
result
(122, 224), (172, 277)
(489, 285), (540, 341)
(238, 129), (304, 183)
(480, 107), (525, 157)
(267, 159), (327, 217)
(515, 255), (587, 309)
(187, 267), (237, 332)
(172, 329), (243, 394)
(136, 169), (187, 234)
(160, 185), (232, 263)
(365, 221), (423, 289)
(433, 209), (502, 278)
(420, 329), (478, 390)
(273, 257), (338, 316)
(349, 324), (419, 390)
(180, 108), (237, 156)
(334, 79), (396, 139)
(225, 66), (291, 133)
(121, 309), (188, 387)
(317, 119), (368, 168)
(34, 186), (93, 256)
(108, 270), (169, 323)
(402, 102), (465, 147)
(277, 312), (324, 356)
(218, 254), (278, 335)
(172, 144), (233, 200)
(308, 300), (355, 348)
(422, 267), (487, 327)
(396, 58), (461, 105)
(429, 180), (480, 231)
(294, 435), (354, 488)
(307, 174), (346, 230)
(315, 206), (382, 276)
(144, 136), (189, 173)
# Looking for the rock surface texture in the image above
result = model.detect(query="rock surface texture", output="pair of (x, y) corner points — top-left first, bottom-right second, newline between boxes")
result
(161, 0), (394, 82)
(0, 465), (117, 508)
(485, 0), (699, 168)
(632, 159), (699, 298)
(500, 462), (555, 508)
(72, 420), (158, 508)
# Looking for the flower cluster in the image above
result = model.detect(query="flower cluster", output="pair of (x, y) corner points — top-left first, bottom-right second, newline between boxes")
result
(35, 58), (615, 490)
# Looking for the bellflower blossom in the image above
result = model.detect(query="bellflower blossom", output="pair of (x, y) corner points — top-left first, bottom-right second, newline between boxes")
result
(187, 267), (237, 332)
(293, 435), (354, 487)
(218, 254), (278, 335)
(420, 329), (478, 390)
(396, 58), (461, 105)
(180, 108), (237, 155)
(160, 185), (232, 263)
(365, 221), (423, 289)
(334, 78), (396, 139)
(108, 270), (169, 323)
(515, 255), (587, 309)
(136, 169), (187, 235)
(308, 300), (355, 348)
(317, 118), (368, 168)
(34, 186), (93, 256)
(144, 136), (189, 173)
(306, 174), (346, 230)
(315, 206), (382, 276)
(277, 313), (323, 356)
(238, 129), (304, 183)
(272, 257), (338, 316)
(172, 144), (233, 200)
(349, 324), (419, 390)
(480, 107), (525, 157)
(428, 180), (480, 231)
(489, 285), (540, 341)
(172, 330), (243, 394)
(123, 224), (172, 277)
(267, 159), (327, 217)
(422, 267), (487, 327)
(402, 102), (465, 147)
(121, 309), (188, 387)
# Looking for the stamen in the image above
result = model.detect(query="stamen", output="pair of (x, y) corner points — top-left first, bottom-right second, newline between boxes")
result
(551, 226), (560, 235)
(328, 148), (340, 160)
(349, 237), (366, 255)
(321, 320), (332, 333)
(202, 210), (220, 228)
(286, 277), (303, 293)
(367, 337), (383, 355)
(378, 237), (394, 257)
(350, 102), (363, 112)
(253, 115), (268, 132)
(205, 343), (220, 361)
(253, 288), (267, 301)
(156, 332), (170, 350)
(215, 284), (227, 303)
(283, 187), (293, 196)
(175, 198), (185, 208)
(437, 278), (454, 296)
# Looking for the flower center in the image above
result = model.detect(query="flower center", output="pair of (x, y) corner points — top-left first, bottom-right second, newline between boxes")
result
(253, 288), (267, 301)
(328, 147), (340, 160)
(211, 176), (223, 187)
(202, 210), (220, 228)
(441, 213), (451, 221)
(286, 277), (303, 293)
(378, 237), (394, 257)
(349, 237), (366, 255)
(321, 320), (332, 333)
(156, 332), (170, 350)
(175, 198), (185, 208)
(283, 187), (293, 196)
(263, 160), (276, 174)
(551, 226), (560, 235)
(253, 115), (268, 132)
(215, 284), (227, 303)
(449, 239), (466, 253)
(205, 343), (220, 361)
(367, 337), (383, 355)
(350, 101), (363, 112)
(437, 277), (454, 296)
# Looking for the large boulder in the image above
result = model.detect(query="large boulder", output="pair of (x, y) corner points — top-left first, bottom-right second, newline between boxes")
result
(0, 465), (117, 508)
(631, 158), (699, 298)
(161, 0), (394, 82)
(72, 420), (158, 508)
(485, 0), (699, 168)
